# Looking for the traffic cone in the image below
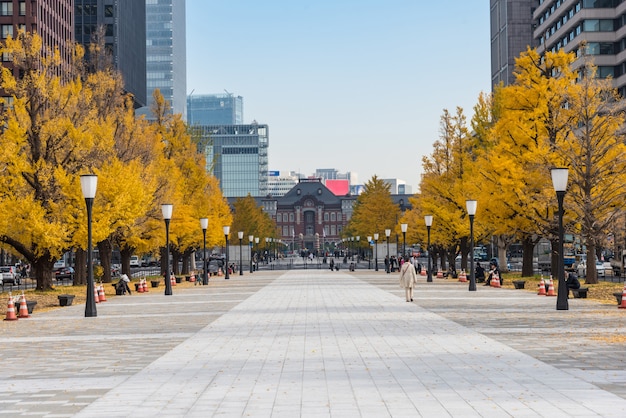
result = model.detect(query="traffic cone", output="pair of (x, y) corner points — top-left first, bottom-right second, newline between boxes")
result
(94, 285), (100, 303)
(171, 275), (176, 286)
(4, 294), (18, 321)
(538, 276), (546, 295)
(137, 279), (145, 293)
(18, 293), (29, 318)
(491, 272), (501, 288)
(436, 269), (443, 279)
(190, 274), (196, 282)
(618, 284), (626, 309)
(546, 277), (557, 296)
(142, 279), (149, 292)
(98, 284), (107, 302)
(458, 270), (467, 282)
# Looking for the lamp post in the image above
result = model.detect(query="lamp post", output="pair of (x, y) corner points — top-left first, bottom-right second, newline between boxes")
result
(374, 233), (379, 271)
(367, 236), (372, 269)
(238, 231), (244, 276)
(356, 236), (360, 261)
(80, 174), (98, 317)
(350, 236), (354, 260)
(466, 200), (477, 291)
(200, 218), (208, 285)
(552, 167), (569, 310)
(255, 237), (260, 270)
(385, 228), (391, 273)
(424, 215), (433, 283)
(249, 235), (254, 273)
(223, 226), (230, 280)
(162, 203), (174, 295)
(401, 223), (408, 258)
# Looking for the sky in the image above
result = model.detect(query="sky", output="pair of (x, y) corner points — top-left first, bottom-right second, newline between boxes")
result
(186, 1), (491, 192)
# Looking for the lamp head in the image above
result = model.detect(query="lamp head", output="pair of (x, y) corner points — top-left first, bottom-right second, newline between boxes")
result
(424, 215), (433, 227)
(374, 233), (379, 240)
(401, 223), (408, 233)
(200, 218), (208, 230)
(161, 203), (173, 220)
(465, 200), (477, 216)
(80, 174), (98, 199)
(223, 225), (230, 235)
(385, 229), (391, 237)
(551, 167), (569, 192)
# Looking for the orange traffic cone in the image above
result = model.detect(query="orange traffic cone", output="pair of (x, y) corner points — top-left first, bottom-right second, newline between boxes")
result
(618, 284), (626, 309)
(4, 294), (18, 321)
(538, 276), (546, 296)
(171, 275), (176, 286)
(491, 272), (501, 288)
(190, 274), (196, 282)
(137, 279), (145, 293)
(94, 285), (100, 303)
(18, 293), (29, 318)
(458, 270), (467, 282)
(142, 279), (149, 292)
(436, 269), (443, 279)
(98, 284), (107, 302)
(546, 277), (557, 296)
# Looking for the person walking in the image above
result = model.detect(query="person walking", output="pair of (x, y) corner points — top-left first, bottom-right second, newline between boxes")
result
(399, 255), (417, 302)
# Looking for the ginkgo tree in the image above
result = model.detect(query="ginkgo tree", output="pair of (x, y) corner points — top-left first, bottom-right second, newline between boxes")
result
(0, 32), (133, 290)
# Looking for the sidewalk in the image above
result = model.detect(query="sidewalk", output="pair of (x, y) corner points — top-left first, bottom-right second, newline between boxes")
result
(1, 270), (626, 417)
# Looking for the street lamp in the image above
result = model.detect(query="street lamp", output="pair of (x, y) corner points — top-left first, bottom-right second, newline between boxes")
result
(80, 174), (98, 317)
(255, 237), (260, 270)
(466, 200), (477, 291)
(162, 203), (174, 295)
(356, 236), (360, 261)
(424, 215), (433, 283)
(223, 226), (230, 280)
(374, 233), (379, 271)
(200, 218), (208, 285)
(367, 236), (372, 269)
(350, 236), (354, 260)
(249, 235), (254, 273)
(385, 228), (391, 273)
(238, 231), (244, 276)
(401, 223), (408, 258)
(552, 167), (569, 310)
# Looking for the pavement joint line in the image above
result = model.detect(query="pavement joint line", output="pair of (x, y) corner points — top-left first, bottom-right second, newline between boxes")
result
(4, 269), (626, 417)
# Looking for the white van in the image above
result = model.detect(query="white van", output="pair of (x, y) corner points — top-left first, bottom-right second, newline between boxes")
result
(130, 256), (141, 268)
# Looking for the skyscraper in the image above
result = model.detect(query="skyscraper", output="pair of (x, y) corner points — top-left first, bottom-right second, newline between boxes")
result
(490, 0), (539, 89)
(188, 93), (244, 125)
(75, 0), (147, 107)
(197, 123), (269, 198)
(533, 0), (626, 97)
(139, 0), (186, 119)
(0, 0), (74, 82)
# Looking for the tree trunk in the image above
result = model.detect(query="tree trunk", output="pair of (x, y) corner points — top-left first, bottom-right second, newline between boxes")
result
(33, 255), (55, 291)
(586, 245), (598, 284)
(97, 239), (113, 283)
(521, 237), (535, 277)
(172, 248), (181, 275)
(496, 235), (509, 272)
(120, 247), (132, 278)
(74, 249), (86, 285)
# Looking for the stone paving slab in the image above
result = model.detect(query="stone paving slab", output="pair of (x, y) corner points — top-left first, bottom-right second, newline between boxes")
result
(1, 269), (626, 417)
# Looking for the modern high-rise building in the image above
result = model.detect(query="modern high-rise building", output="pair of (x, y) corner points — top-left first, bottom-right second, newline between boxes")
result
(0, 0), (74, 82)
(187, 93), (244, 125)
(197, 123), (269, 198)
(75, 0), (147, 107)
(490, 0), (539, 89)
(533, 0), (626, 97)
(138, 0), (186, 119)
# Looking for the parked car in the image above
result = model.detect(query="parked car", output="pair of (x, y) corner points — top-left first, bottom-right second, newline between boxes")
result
(0, 265), (21, 285)
(577, 260), (605, 278)
(130, 256), (141, 268)
(54, 266), (75, 280)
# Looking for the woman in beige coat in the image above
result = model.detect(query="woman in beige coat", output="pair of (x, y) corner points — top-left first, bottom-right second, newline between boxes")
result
(399, 255), (417, 302)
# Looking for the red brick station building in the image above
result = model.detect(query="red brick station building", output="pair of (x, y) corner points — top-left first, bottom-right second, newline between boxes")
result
(230, 179), (412, 254)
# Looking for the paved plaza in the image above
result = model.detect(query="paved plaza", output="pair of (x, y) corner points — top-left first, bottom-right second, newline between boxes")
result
(2, 268), (626, 417)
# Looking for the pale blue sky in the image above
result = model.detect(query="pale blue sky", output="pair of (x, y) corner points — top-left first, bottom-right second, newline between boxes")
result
(186, 1), (491, 191)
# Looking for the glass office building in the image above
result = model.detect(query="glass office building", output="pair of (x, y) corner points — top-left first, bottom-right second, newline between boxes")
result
(138, 0), (186, 119)
(75, 0), (147, 107)
(197, 124), (269, 197)
(187, 93), (244, 125)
